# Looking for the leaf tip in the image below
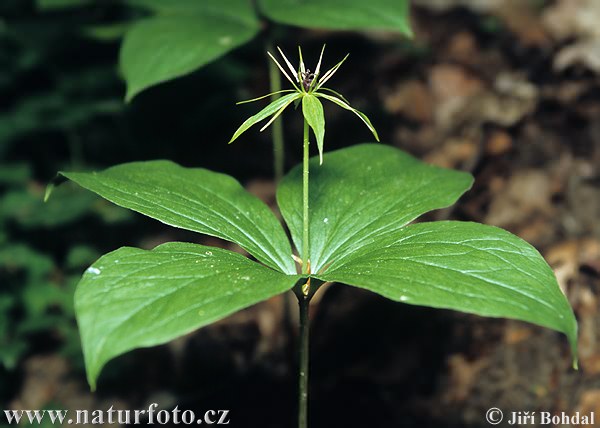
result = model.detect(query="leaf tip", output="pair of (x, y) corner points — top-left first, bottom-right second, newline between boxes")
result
(44, 183), (55, 202)
(401, 23), (414, 39)
(124, 87), (138, 103)
(87, 369), (98, 392)
(45, 173), (69, 201)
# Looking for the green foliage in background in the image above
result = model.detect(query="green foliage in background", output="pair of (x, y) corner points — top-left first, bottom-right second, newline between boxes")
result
(0, 168), (97, 371)
(56, 0), (413, 101)
(0, 6), (131, 390)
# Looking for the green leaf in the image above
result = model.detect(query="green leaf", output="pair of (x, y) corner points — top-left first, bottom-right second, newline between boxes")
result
(76, 242), (301, 389)
(316, 221), (578, 359)
(83, 23), (131, 41)
(0, 163), (31, 186)
(3, 185), (97, 228)
(120, 0), (260, 101)
(126, 0), (256, 22)
(36, 0), (91, 10)
(229, 93), (301, 143)
(259, 0), (412, 36)
(277, 144), (473, 273)
(316, 93), (379, 141)
(302, 95), (326, 164)
(60, 161), (296, 274)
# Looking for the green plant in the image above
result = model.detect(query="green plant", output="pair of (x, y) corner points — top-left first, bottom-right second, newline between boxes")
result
(49, 46), (577, 428)
(38, 0), (411, 181)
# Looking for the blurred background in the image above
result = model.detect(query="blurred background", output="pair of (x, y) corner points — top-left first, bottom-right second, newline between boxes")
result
(1, 0), (600, 427)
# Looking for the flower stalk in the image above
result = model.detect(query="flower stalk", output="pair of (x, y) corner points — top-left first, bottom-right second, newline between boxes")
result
(228, 45), (380, 428)
(302, 118), (310, 275)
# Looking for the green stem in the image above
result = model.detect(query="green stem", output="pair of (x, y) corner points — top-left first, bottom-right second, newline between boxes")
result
(268, 43), (285, 183)
(298, 294), (310, 428)
(297, 117), (311, 428)
(302, 118), (310, 275)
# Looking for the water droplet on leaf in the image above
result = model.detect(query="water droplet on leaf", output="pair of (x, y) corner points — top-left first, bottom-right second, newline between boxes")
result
(219, 36), (232, 46)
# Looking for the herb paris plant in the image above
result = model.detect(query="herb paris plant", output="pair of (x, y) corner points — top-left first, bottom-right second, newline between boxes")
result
(50, 47), (577, 428)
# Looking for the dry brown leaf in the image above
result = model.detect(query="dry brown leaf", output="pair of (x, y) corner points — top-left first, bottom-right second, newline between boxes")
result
(382, 80), (433, 122)
(575, 390), (600, 426)
(543, 0), (600, 40)
(485, 130), (512, 156)
(494, 0), (551, 47)
(503, 324), (532, 345)
(446, 31), (478, 63)
(555, 40), (600, 72)
(442, 354), (488, 403)
(424, 137), (478, 168)
(428, 64), (484, 129)
(485, 169), (552, 227)
(413, 0), (500, 13)
(543, 0), (600, 72)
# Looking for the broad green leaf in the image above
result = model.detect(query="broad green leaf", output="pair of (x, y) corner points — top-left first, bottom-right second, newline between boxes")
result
(36, 0), (90, 10)
(76, 242), (301, 389)
(229, 93), (301, 143)
(83, 23), (131, 41)
(126, 0), (206, 14)
(120, 0), (260, 101)
(259, 0), (412, 36)
(277, 144), (473, 273)
(302, 95), (326, 164)
(126, 0), (256, 24)
(60, 161), (296, 274)
(317, 221), (578, 359)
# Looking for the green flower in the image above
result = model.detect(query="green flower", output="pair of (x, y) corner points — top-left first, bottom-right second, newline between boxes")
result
(229, 46), (379, 164)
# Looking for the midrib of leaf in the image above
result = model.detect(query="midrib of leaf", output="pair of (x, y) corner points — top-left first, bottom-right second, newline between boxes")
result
(313, 173), (440, 272)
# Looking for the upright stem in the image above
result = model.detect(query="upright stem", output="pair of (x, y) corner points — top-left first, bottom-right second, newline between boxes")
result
(302, 118), (310, 274)
(268, 44), (285, 183)
(298, 117), (311, 428)
(298, 294), (310, 428)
